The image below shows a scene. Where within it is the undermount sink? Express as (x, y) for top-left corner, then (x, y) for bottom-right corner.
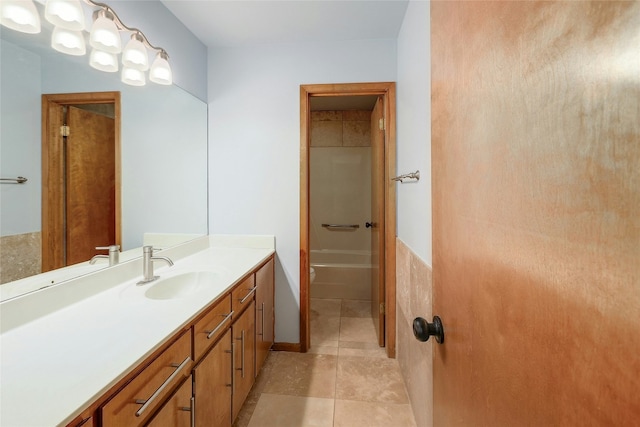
(145, 271), (220, 300)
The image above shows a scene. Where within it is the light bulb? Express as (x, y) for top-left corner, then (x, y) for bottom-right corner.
(89, 49), (118, 72)
(122, 33), (149, 71)
(121, 66), (146, 86)
(45, 0), (85, 31)
(51, 26), (86, 56)
(89, 10), (121, 54)
(0, 0), (41, 34)
(149, 51), (172, 85)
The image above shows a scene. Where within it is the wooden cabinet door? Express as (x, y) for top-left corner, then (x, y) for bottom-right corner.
(146, 376), (193, 427)
(255, 258), (274, 375)
(193, 329), (233, 427)
(231, 301), (255, 422)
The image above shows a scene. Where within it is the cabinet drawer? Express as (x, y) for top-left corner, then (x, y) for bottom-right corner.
(193, 294), (233, 361)
(231, 275), (256, 314)
(101, 330), (192, 427)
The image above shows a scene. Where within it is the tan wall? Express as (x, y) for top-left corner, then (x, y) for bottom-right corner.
(396, 238), (433, 427)
(0, 232), (41, 284)
(310, 111), (372, 252)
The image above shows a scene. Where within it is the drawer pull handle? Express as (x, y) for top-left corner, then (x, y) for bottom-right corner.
(135, 356), (191, 417)
(205, 311), (234, 339)
(239, 286), (257, 304)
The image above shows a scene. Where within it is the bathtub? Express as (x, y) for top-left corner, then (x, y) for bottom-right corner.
(309, 249), (373, 300)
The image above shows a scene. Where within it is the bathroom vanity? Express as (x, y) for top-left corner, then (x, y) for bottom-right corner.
(0, 235), (275, 427)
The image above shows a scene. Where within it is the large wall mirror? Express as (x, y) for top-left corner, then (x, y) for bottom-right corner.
(0, 13), (208, 288)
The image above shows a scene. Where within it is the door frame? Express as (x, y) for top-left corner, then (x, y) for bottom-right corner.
(299, 82), (397, 357)
(41, 91), (121, 271)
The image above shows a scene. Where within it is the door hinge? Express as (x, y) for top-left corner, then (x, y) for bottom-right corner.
(379, 302), (385, 315)
(60, 125), (70, 137)
(378, 118), (385, 131)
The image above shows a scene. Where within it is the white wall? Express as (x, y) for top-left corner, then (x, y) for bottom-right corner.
(208, 39), (397, 343)
(396, 0), (431, 265)
(395, 5), (433, 426)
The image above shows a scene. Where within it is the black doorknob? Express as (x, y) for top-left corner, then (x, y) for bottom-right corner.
(365, 222), (373, 228)
(413, 316), (445, 344)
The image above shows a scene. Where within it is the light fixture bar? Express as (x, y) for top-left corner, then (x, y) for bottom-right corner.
(82, 0), (171, 84)
(81, 0), (167, 56)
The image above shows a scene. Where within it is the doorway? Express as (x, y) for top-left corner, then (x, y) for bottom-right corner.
(41, 92), (121, 271)
(300, 83), (396, 357)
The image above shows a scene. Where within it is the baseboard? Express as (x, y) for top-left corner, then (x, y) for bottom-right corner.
(272, 342), (302, 352)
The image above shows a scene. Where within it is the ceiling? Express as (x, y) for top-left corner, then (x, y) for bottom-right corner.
(161, 0), (410, 48)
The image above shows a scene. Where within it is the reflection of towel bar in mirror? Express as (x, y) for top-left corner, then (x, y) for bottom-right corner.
(391, 170), (420, 183)
(1, 176), (28, 184)
(321, 224), (360, 230)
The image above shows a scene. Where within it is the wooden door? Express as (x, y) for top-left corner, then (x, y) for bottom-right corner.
(370, 96), (385, 346)
(42, 91), (120, 272)
(300, 83), (396, 355)
(231, 301), (255, 422)
(146, 376), (193, 427)
(66, 105), (116, 265)
(432, 1), (640, 425)
(194, 330), (232, 427)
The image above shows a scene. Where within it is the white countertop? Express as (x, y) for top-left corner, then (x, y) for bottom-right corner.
(0, 235), (275, 427)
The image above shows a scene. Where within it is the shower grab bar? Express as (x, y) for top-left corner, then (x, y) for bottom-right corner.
(1, 176), (28, 184)
(391, 170), (420, 183)
(322, 224), (360, 230)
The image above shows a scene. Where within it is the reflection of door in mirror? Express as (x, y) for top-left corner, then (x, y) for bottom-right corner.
(42, 92), (121, 272)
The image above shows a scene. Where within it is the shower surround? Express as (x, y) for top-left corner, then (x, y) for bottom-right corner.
(309, 110), (373, 300)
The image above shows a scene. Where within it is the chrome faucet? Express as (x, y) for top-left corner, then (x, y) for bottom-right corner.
(137, 245), (173, 285)
(90, 245), (120, 266)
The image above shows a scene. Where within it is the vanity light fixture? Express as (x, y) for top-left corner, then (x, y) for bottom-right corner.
(51, 25), (86, 55)
(149, 50), (172, 85)
(85, 1), (172, 85)
(44, 0), (85, 31)
(121, 66), (145, 86)
(89, 48), (117, 72)
(89, 9), (120, 53)
(122, 32), (148, 70)
(0, 0), (173, 86)
(0, 0), (41, 34)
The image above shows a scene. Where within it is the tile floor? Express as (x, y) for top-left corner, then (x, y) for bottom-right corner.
(234, 298), (417, 427)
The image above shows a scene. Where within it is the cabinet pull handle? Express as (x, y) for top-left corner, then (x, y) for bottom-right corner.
(191, 395), (195, 427)
(229, 342), (235, 395)
(177, 395), (195, 427)
(205, 311), (234, 339)
(236, 330), (246, 378)
(239, 286), (257, 304)
(257, 302), (265, 337)
(135, 356), (191, 417)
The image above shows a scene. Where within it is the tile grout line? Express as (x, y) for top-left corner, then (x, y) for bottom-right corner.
(332, 298), (344, 427)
